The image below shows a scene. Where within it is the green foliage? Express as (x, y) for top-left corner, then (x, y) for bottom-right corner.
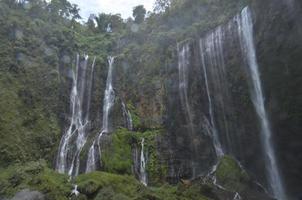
(0, 160), (71, 200)
(0, 163), (212, 200)
(133, 5), (146, 24)
(48, 0), (81, 20)
(0, 161), (220, 200)
(94, 187), (131, 200)
(0, 1), (254, 199)
(100, 128), (167, 186)
(0, 72), (61, 168)
(0, 0), (108, 168)
(95, 13), (125, 33)
(101, 129), (134, 174)
(154, 0), (172, 13)
(215, 156), (250, 192)
(142, 130), (168, 186)
(127, 102), (142, 130)
(76, 171), (142, 198)
(77, 171), (211, 200)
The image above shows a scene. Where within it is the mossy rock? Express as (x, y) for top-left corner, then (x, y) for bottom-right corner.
(76, 171), (212, 200)
(142, 130), (168, 186)
(0, 160), (71, 200)
(215, 156), (250, 192)
(127, 102), (143, 130)
(70, 194), (88, 200)
(77, 180), (100, 196)
(100, 128), (168, 186)
(101, 128), (134, 175)
(76, 171), (143, 199)
(94, 187), (131, 200)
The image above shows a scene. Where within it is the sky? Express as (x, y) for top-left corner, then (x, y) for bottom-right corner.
(68, 0), (156, 20)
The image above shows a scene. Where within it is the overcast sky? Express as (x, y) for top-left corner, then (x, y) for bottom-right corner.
(68, 0), (156, 20)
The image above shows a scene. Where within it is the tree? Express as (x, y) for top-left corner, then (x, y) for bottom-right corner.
(48, 0), (72, 18)
(95, 13), (124, 33)
(95, 13), (109, 32)
(154, 0), (171, 13)
(132, 5), (146, 24)
(69, 4), (81, 21)
(110, 14), (124, 31)
(86, 14), (96, 31)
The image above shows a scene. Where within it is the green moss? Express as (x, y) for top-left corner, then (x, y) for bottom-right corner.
(0, 162), (211, 200)
(132, 129), (167, 186)
(101, 128), (134, 174)
(102, 128), (168, 185)
(76, 179), (100, 196)
(77, 171), (211, 200)
(94, 187), (131, 200)
(102, 128), (168, 186)
(101, 128), (168, 184)
(0, 72), (61, 168)
(76, 171), (142, 198)
(149, 184), (209, 200)
(127, 102), (142, 130)
(0, 160), (71, 200)
(215, 156), (250, 192)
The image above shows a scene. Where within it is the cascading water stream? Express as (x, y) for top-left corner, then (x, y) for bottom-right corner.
(140, 138), (147, 186)
(177, 43), (194, 135)
(86, 56), (115, 173)
(56, 54), (95, 176)
(71, 185), (80, 197)
(199, 39), (224, 157)
(238, 7), (286, 200)
(122, 101), (133, 131)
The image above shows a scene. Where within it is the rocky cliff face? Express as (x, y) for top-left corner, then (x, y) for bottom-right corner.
(251, 0), (302, 198)
(51, 0), (302, 198)
(1, 0), (301, 199)
(157, 5), (266, 187)
(109, 0), (302, 198)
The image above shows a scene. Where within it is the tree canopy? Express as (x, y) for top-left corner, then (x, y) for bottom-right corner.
(133, 5), (146, 24)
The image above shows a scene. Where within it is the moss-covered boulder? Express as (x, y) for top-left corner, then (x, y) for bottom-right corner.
(76, 171), (212, 200)
(215, 156), (273, 200)
(0, 160), (272, 200)
(216, 155), (250, 192)
(0, 160), (72, 200)
(101, 129), (134, 175)
(76, 171), (144, 199)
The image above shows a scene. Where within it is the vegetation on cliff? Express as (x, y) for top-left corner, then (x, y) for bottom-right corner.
(2, 0), (301, 199)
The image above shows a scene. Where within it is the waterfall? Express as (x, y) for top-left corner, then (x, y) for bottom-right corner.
(56, 54), (95, 176)
(233, 192), (241, 200)
(177, 43), (194, 134)
(198, 22), (235, 157)
(86, 56), (115, 173)
(238, 7), (286, 200)
(101, 56), (115, 133)
(122, 101), (133, 130)
(140, 138), (147, 186)
(86, 143), (96, 173)
(71, 185), (79, 197)
(199, 39), (224, 157)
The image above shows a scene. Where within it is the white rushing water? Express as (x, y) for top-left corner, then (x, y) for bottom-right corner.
(177, 43), (195, 134)
(199, 39), (224, 157)
(233, 192), (241, 200)
(56, 54), (95, 176)
(86, 56), (115, 173)
(140, 138), (147, 186)
(238, 7), (286, 200)
(122, 101), (133, 131)
(71, 185), (79, 197)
